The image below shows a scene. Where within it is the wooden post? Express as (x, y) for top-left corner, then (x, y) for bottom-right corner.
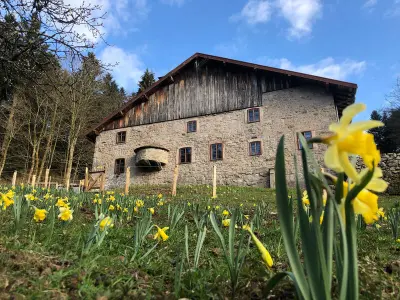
(55, 182), (58, 189)
(65, 177), (70, 191)
(12, 171), (17, 188)
(84, 167), (89, 191)
(44, 169), (49, 189)
(125, 167), (130, 195)
(100, 172), (105, 192)
(171, 165), (179, 196)
(212, 165), (217, 198)
(48, 176), (51, 189)
(269, 169), (275, 189)
(31, 175), (36, 188)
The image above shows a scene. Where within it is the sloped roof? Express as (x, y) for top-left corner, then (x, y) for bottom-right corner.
(87, 52), (357, 141)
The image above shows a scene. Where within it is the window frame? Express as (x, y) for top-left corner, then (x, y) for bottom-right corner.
(179, 147), (192, 164)
(249, 141), (262, 156)
(210, 143), (224, 161)
(116, 131), (126, 144)
(298, 131), (313, 150)
(247, 107), (260, 123)
(114, 158), (125, 175)
(187, 120), (197, 133)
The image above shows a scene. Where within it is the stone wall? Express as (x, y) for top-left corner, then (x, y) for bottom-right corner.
(93, 85), (337, 189)
(356, 153), (400, 195)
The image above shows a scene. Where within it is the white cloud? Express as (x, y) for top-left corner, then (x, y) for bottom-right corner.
(161, 0), (185, 6)
(258, 56), (366, 81)
(276, 0), (322, 39)
(385, 0), (400, 17)
(63, 0), (149, 43)
(99, 46), (144, 91)
(230, 1), (272, 24)
(363, 0), (377, 8)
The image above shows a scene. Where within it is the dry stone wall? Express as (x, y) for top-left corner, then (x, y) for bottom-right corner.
(93, 85), (337, 189)
(356, 153), (400, 195)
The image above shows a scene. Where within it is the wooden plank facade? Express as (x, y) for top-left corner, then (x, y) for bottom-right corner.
(88, 53), (357, 140)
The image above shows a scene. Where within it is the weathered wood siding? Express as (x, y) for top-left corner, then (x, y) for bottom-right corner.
(108, 62), (293, 129)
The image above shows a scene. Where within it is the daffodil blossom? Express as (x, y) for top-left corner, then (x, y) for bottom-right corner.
(322, 103), (383, 184)
(245, 227), (273, 268)
(154, 226), (169, 241)
(58, 207), (73, 221)
(34, 208), (48, 222)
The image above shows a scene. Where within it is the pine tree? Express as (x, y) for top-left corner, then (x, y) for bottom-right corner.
(137, 69), (156, 94)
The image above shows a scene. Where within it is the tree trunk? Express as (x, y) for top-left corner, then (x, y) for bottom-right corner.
(0, 96), (18, 177)
(64, 135), (78, 188)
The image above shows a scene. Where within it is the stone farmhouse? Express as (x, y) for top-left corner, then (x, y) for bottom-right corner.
(86, 53), (357, 189)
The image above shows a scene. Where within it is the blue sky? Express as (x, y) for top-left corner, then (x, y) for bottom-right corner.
(75, 0), (400, 120)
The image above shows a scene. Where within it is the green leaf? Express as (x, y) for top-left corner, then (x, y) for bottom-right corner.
(194, 226), (207, 268)
(265, 272), (301, 298)
(185, 225), (190, 265)
(275, 136), (310, 300)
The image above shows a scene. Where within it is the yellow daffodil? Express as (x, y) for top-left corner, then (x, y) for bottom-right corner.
(377, 207), (385, 218)
(154, 226), (169, 241)
(134, 206), (139, 213)
(44, 193), (51, 200)
(244, 215), (249, 220)
(302, 191), (310, 205)
(215, 205), (220, 210)
(187, 202), (191, 206)
(149, 207), (155, 215)
(135, 199), (144, 207)
(240, 203), (243, 207)
(157, 193), (163, 199)
(25, 194), (35, 201)
(56, 199), (68, 208)
(396, 239), (400, 243)
(108, 195), (115, 201)
(375, 224), (381, 229)
(222, 219), (230, 227)
(99, 216), (113, 231)
(322, 103), (383, 184)
(123, 208), (128, 213)
(157, 201), (164, 206)
(242, 224), (251, 230)
(109, 204), (115, 211)
(207, 205), (211, 210)
(58, 207), (73, 221)
(1, 190), (14, 209)
(117, 204), (121, 211)
(34, 208), (47, 222)
(245, 227), (273, 268)
(322, 189), (327, 206)
(222, 210), (229, 216)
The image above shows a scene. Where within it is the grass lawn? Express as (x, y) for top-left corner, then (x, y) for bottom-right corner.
(0, 185), (399, 299)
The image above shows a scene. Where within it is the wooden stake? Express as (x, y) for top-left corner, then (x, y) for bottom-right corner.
(125, 167), (130, 195)
(44, 169), (49, 189)
(55, 182), (58, 189)
(31, 175), (36, 188)
(212, 165), (217, 198)
(84, 167), (89, 191)
(269, 168), (275, 189)
(100, 172), (105, 192)
(12, 171), (17, 188)
(171, 165), (179, 196)
(65, 177), (70, 191)
(48, 176), (51, 189)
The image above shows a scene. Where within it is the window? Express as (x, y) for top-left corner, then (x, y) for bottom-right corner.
(248, 107), (260, 123)
(298, 131), (313, 150)
(116, 131), (126, 144)
(187, 120), (197, 133)
(179, 147), (192, 164)
(210, 143), (223, 161)
(114, 158), (125, 175)
(249, 141), (262, 156)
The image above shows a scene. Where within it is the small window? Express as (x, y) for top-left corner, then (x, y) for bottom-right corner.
(298, 131), (313, 150)
(116, 131), (126, 144)
(114, 158), (125, 175)
(210, 143), (223, 161)
(248, 108), (260, 123)
(179, 147), (192, 164)
(187, 120), (197, 133)
(249, 141), (262, 156)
